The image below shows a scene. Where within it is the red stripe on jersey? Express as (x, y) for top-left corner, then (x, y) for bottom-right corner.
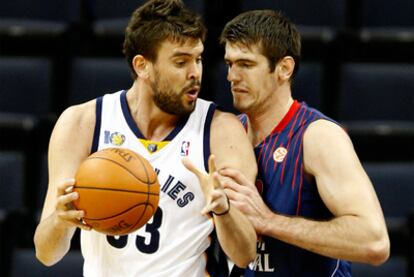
(287, 108), (307, 188)
(295, 112), (319, 213)
(265, 134), (280, 173)
(270, 100), (301, 135)
(280, 105), (305, 184)
(296, 149), (304, 215)
(257, 135), (269, 165)
(272, 102), (301, 181)
(260, 101), (301, 171)
(264, 104), (300, 172)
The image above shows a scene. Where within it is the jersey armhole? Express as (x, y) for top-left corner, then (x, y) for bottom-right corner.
(90, 96), (103, 154)
(203, 103), (217, 171)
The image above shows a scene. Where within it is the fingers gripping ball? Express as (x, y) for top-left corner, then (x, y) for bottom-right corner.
(74, 148), (160, 235)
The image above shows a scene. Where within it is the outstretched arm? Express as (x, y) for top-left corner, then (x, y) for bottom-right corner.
(222, 120), (390, 265)
(34, 102), (94, 266)
(183, 110), (257, 267)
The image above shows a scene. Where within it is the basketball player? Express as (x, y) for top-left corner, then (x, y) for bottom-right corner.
(33, 1), (257, 276)
(218, 10), (390, 276)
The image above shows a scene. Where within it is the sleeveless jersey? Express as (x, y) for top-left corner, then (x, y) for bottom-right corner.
(240, 101), (352, 277)
(81, 90), (216, 277)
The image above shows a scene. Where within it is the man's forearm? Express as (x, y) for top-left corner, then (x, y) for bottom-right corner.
(263, 213), (389, 265)
(34, 214), (75, 266)
(215, 206), (257, 267)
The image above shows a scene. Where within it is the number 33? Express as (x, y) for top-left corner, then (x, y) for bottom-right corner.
(107, 208), (163, 254)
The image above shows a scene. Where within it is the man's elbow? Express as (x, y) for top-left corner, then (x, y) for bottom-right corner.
(35, 250), (59, 267)
(364, 234), (390, 266)
(34, 238), (66, 267)
(233, 241), (257, 268)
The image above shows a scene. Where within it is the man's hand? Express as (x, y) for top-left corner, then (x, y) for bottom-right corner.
(220, 168), (272, 234)
(53, 178), (91, 231)
(182, 155), (230, 215)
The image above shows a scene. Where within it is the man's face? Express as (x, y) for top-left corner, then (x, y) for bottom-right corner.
(224, 42), (278, 114)
(149, 38), (203, 116)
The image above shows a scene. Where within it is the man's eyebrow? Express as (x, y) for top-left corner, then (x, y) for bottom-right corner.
(225, 58), (256, 63)
(171, 52), (192, 57)
(171, 51), (203, 58)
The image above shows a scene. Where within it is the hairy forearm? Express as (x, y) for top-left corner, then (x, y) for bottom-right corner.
(34, 214), (75, 266)
(215, 207), (257, 267)
(263, 213), (389, 265)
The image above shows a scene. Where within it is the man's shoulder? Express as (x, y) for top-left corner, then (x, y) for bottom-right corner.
(211, 109), (240, 124)
(58, 99), (96, 129)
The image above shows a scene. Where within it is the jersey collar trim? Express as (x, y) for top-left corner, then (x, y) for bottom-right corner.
(120, 90), (189, 141)
(271, 100), (301, 135)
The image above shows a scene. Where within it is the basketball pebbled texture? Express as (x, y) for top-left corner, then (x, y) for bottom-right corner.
(73, 147), (160, 236)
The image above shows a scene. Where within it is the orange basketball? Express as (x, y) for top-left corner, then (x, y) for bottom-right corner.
(73, 147), (160, 236)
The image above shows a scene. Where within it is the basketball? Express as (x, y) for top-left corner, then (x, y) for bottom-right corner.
(73, 147), (160, 236)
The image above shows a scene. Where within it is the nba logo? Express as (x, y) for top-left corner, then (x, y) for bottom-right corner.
(180, 141), (190, 156)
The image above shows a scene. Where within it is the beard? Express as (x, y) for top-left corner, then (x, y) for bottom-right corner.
(150, 71), (200, 117)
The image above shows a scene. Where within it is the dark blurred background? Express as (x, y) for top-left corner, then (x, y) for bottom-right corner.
(0, 0), (413, 276)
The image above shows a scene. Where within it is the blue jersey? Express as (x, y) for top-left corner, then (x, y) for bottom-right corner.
(240, 101), (351, 277)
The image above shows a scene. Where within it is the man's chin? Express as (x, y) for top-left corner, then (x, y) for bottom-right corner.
(183, 100), (197, 113)
(169, 103), (196, 117)
(233, 100), (247, 113)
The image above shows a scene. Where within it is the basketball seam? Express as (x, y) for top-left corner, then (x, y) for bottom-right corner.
(124, 206), (154, 234)
(84, 150), (159, 235)
(132, 152), (152, 232)
(84, 203), (156, 221)
(134, 153), (152, 184)
(74, 186), (159, 196)
(86, 156), (157, 185)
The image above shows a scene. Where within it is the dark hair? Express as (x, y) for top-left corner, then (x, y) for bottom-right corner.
(220, 10), (301, 77)
(123, 0), (206, 79)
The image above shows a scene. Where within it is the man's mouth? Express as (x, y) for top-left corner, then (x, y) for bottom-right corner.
(232, 86), (248, 93)
(184, 86), (200, 100)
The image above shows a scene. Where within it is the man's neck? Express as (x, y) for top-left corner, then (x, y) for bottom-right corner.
(126, 82), (181, 141)
(247, 96), (294, 146)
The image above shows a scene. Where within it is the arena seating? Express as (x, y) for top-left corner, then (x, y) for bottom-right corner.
(0, 0), (412, 276)
(241, 0), (346, 43)
(0, 0), (81, 37)
(10, 248), (83, 277)
(68, 57), (131, 105)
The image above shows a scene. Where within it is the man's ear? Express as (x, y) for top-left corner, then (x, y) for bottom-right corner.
(132, 55), (149, 79)
(276, 56), (295, 82)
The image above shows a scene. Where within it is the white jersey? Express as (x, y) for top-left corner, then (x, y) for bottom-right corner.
(81, 90), (216, 277)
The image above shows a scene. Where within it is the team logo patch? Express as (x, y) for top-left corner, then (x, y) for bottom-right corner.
(104, 131), (126, 146)
(147, 143), (158, 153)
(273, 147), (288, 162)
(180, 141), (190, 156)
(110, 132), (126, 146)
